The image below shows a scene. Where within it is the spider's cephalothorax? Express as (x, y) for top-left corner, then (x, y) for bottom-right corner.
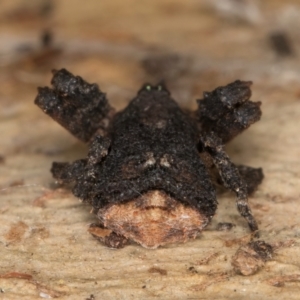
(35, 69), (263, 248)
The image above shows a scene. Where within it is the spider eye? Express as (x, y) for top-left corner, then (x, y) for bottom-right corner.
(145, 85), (152, 91)
(157, 85), (162, 91)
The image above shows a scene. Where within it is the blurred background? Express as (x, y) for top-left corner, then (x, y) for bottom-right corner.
(1, 1), (300, 299)
(1, 0), (300, 108)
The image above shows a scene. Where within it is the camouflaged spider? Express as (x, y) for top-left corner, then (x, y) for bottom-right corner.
(35, 69), (263, 249)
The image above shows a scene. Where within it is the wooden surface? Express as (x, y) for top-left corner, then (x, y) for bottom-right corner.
(1, 1), (300, 299)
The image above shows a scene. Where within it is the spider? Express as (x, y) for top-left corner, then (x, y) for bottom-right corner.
(35, 69), (263, 248)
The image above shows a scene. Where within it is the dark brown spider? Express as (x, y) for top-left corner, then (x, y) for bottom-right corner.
(35, 69), (263, 248)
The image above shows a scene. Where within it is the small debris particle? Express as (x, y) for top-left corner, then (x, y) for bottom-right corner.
(86, 295), (95, 300)
(148, 267), (167, 276)
(269, 31), (294, 57)
(216, 222), (235, 231)
(231, 240), (273, 276)
(142, 285), (146, 289)
(0, 155), (5, 164)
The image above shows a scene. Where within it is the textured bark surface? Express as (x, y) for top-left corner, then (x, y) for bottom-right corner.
(1, 0), (300, 299)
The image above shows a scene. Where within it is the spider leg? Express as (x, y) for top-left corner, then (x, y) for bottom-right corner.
(51, 159), (87, 185)
(199, 133), (259, 234)
(237, 165), (264, 195)
(88, 223), (129, 249)
(35, 69), (114, 142)
(197, 80), (262, 143)
(201, 159), (264, 196)
(51, 135), (110, 203)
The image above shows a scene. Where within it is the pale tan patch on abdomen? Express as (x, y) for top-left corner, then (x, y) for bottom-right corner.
(97, 190), (209, 249)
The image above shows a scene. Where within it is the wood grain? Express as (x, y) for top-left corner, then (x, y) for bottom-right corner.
(1, 1), (300, 299)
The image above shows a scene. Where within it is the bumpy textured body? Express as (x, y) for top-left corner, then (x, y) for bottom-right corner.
(35, 69), (263, 248)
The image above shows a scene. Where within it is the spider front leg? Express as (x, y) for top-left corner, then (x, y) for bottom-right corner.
(197, 80), (262, 143)
(35, 69), (114, 142)
(199, 133), (259, 234)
